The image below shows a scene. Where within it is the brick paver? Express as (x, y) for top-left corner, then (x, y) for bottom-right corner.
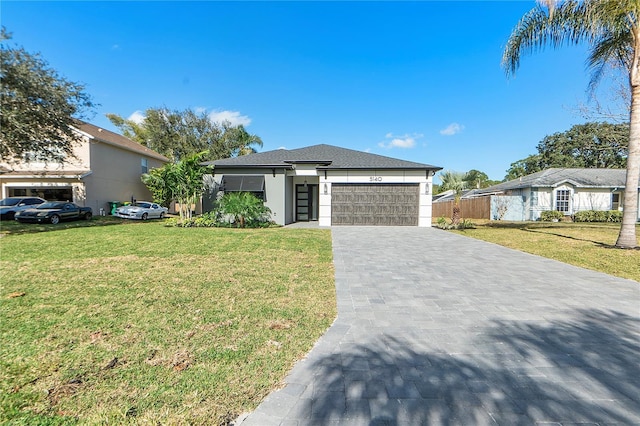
(241, 227), (640, 425)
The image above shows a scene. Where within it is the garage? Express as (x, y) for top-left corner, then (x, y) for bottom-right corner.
(331, 184), (419, 226)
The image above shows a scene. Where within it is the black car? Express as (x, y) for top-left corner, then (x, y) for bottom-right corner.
(15, 202), (93, 224)
(0, 197), (46, 220)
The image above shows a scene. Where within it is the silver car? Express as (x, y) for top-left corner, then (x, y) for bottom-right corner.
(0, 197), (46, 220)
(114, 201), (168, 220)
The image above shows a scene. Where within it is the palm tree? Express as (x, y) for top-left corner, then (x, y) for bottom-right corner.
(439, 170), (467, 225)
(503, 0), (639, 248)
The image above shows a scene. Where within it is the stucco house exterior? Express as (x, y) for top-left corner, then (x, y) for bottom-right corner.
(203, 144), (442, 226)
(470, 168), (640, 221)
(0, 121), (169, 213)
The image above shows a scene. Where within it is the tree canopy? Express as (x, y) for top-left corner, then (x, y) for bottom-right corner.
(0, 28), (94, 165)
(505, 122), (629, 180)
(503, 0), (640, 248)
(107, 107), (262, 162)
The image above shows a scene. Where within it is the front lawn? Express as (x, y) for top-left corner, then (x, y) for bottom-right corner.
(1, 220), (336, 424)
(452, 221), (640, 282)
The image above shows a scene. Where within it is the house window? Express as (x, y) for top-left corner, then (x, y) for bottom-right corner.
(612, 193), (621, 210)
(555, 189), (571, 213)
(221, 175), (266, 201)
(141, 158), (148, 174)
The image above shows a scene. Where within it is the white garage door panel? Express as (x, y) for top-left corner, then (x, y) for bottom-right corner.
(331, 184), (419, 226)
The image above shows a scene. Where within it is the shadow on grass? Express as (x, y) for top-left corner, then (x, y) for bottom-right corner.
(286, 310), (639, 424)
(481, 221), (639, 249)
(0, 216), (133, 236)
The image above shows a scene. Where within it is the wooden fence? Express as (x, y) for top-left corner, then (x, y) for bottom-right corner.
(432, 197), (492, 220)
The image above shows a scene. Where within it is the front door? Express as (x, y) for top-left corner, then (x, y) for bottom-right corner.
(296, 184), (318, 222)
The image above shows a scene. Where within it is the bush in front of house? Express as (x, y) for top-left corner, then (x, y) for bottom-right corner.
(573, 210), (623, 223)
(166, 193), (275, 228)
(540, 210), (565, 221)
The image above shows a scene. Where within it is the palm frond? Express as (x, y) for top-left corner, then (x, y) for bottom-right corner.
(503, 0), (591, 77)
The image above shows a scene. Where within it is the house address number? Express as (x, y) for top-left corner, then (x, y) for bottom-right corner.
(369, 176), (382, 182)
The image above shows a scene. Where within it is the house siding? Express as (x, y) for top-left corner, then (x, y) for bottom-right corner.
(0, 127), (167, 211)
(84, 141), (163, 212)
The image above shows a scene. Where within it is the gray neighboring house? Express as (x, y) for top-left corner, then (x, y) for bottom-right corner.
(203, 144), (442, 226)
(473, 168), (640, 221)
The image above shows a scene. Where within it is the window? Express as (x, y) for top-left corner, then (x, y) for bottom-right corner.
(221, 175), (266, 200)
(555, 189), (571, 213)
(141, 158), (148, 174)
(612, 193), (621, 210)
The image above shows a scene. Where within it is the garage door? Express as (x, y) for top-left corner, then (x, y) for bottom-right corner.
(331, 184), (419, 226)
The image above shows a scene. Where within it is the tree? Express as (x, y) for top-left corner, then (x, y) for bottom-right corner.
(438, 170), (467, 194)
(503, 0), (640, 248)
(463, 169), (491, 189)
(505, 122), (629, 179)
(505, 154), (544, 180)
(141, 152), (212, 220)
(438, 170), (467, 225)
(1, 28), (94, 165)
(107, 107), (262, 162)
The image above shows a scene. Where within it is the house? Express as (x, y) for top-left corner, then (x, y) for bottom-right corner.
(203, 144), (442, 226)
(467, 168), (640, 221)
(0, 121), (169, 213)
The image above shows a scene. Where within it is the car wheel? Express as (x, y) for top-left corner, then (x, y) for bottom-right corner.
(84, 212), (93, 220)
(50, 214), (60, 225)
(141, 213), (148, 220)
(159, 212), (165, 219)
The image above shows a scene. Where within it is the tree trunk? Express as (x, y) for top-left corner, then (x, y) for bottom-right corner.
(616, 39), (640, 248)
(452, 203), (461, 226)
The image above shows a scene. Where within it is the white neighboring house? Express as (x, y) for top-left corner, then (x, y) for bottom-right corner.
(0, 121), (169, 213)
(203, 144), (442, 227)
(469, 168), (640, 221)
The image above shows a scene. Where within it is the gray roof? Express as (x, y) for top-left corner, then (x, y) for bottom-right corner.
(480, 168), (635, 194)
(206, 144), (441, 170)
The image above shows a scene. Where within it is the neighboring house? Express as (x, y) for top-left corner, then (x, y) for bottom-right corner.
(203, 144), (442, 227)
(469, 168), (640, 221)
(0, 121), (169, 213)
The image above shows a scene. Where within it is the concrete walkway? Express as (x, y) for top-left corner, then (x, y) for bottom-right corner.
(241, 227), (640, 425)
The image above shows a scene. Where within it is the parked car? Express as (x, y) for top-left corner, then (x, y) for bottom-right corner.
(0, 197), (46, 220)
(15, 202), (92, 224)
(114, 201), (168, 220)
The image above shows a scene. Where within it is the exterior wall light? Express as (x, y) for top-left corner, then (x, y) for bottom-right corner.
(324, 183), (328, 195)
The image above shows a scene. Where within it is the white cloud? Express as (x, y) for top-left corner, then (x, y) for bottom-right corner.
(208, 110), (252, 127)
(440, 123), (464, 136)
(128, 110), (145, 124)
(194, 106), (207, 115)
(378, 132), (422, 149)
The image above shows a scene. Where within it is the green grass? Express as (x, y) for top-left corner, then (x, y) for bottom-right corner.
(1, 219), (336, 424)
(452, 221), (640, 282)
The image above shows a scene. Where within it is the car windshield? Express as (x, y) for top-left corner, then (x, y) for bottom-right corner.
(0, 198), (21, 206)
(37, 202), (66, 209)
(134, 202), (151, 208)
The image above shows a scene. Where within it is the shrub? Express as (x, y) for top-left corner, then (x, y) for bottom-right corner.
(540, 210), (565, 221)
(219, 192), (272, 228)
(435, 217), (475, 230)
(574, 210), (623, 223)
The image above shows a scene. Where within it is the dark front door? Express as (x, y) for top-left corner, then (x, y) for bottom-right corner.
(296, 184), (318, 222)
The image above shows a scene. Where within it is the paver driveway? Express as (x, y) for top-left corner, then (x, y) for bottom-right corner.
(241, 227), (640, 425)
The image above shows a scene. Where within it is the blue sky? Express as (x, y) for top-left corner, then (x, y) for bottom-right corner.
(2, 1), (620, 181)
